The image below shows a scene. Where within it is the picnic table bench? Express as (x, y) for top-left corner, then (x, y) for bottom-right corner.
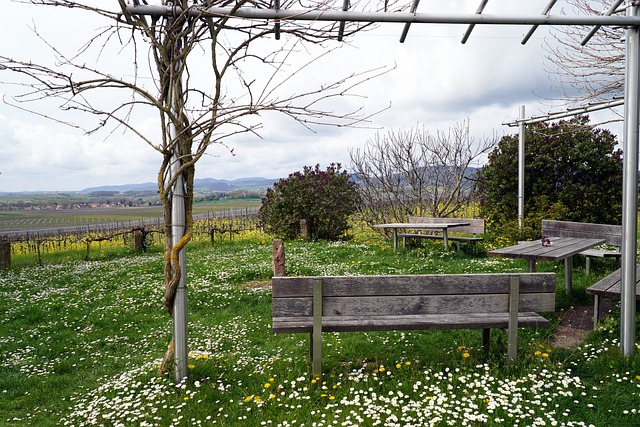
(586, 265), (640, 329)
(272, 272), (556, 376)
(397, 217), (485, 250)
(541, 220), (622, 275)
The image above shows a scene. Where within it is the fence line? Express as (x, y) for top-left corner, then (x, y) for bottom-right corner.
(1, 207), (261, 257)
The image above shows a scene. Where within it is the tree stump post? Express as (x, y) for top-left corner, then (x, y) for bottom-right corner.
(272, 239), (285, 277)
(132, 230), (144, 253)
(0, 241), (11, 270)
(300, 219), (309, 240)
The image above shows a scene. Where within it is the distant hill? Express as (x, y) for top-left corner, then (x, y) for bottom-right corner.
(81, 177), (278, 194)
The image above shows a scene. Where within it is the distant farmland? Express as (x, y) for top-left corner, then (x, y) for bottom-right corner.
(0, 198), (261, 233)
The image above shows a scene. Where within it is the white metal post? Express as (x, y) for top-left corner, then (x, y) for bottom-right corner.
(171, 152), (189, 382)
(518, 105), (525, 230)
(621, 0), (639, 356)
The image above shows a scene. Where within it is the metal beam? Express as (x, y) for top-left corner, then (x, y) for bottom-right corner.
(399, 0), (421, 43)
(521, 0), (558, 45)
(581, 0), (625, 46)
(461, 0), (489, 44)
(503, 98), (624, 127)
(337, 0), (351, 42)
(126, 5), (640, 27)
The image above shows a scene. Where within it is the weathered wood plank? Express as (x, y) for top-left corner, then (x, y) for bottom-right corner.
(271, 273), (556, 297)
(272, 312), (550, 333)
(542, 220), (622, 247)
(272, 293), (555, 317)
(408, 217), (485, 235)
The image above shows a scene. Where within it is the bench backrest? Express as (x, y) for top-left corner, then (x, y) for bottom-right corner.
(408, 217), (485, 235)
(541, 220), (622, 247)
(272, 273), (556, 319)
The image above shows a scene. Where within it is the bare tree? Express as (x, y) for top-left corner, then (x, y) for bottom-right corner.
(350, 119), (495, 228)
(544, 0), (625, 105)
(0, 0), (406, 378)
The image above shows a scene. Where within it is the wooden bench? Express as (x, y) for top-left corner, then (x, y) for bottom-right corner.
(399, 217), (485, 249)
(586, 265), (640, 329)
(541, 220), (622, 275)
(272, 272), (556, 376)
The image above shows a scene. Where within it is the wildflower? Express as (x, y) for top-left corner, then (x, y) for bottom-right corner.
(462, 352), (470, 358)
(188, 364), (195, 369)
(396, 363), (402, 369)
(244, 396), (253, 402)
(264, 383), (271, 389)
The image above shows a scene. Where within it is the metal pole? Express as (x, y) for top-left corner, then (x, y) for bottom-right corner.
(171, 152), (189, 381)
(518, 105), (525, 230)
(620, 0), (639, 356)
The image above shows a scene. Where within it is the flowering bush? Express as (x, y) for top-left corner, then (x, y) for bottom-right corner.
(259, 163), (360, 240)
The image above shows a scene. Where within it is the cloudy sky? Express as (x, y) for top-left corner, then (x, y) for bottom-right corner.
(0, 0), (625, 192)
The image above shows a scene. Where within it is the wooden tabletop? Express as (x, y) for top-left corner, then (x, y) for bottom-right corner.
(487, 237), (606, 262)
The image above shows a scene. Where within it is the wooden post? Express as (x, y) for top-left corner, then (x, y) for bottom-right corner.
(300, 219), (309, 240)
(132, 230), (144, 253)
(272, 239), (285, 277)
(0, 241), (10, 270)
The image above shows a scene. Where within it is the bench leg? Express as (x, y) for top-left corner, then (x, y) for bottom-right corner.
(564, 256), (573, 296)
(508, 276), (520, 362)
(312, 279), (323, 378)
(586, 256), (591, 276)
(482, 328), (490, 351)
(593, 295), (600, 331)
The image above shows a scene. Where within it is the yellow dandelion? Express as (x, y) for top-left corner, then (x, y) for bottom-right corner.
(184, 397), (189, 401)
(379, 366), (386, 372)
(542, 353), (549, 358)
(405, 361), (411, 366)
(462, 352), (470, 358)
(264, 383), (271, 389)
(396, 363), (402, 369)
(188, 364), (195, 369)
(458, 345), (466, 351)
(535, 350), (542, 356)
(244, 395), (253, 402)
(329, 396), (336, 400)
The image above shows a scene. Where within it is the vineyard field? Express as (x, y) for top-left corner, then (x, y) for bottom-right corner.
(0, 198), (261, 233)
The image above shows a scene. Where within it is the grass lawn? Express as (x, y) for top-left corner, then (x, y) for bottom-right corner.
(1, 233), (639, 426)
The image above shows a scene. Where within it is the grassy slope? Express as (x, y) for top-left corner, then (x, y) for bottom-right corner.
(1, 236), (639, 426)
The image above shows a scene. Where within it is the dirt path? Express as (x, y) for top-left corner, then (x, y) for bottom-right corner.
(551, 299), (617, 348)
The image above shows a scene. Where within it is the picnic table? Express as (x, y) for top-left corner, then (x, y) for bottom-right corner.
(487, 237), (605, 295)
(373, 221), (471, 251)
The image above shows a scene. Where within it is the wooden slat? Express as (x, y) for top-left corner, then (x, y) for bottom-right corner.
(408, 217), (484, 235)
(272, 273), (556, 297)
(542, 220), (622, 247)
(587, 265), (640, 299)
(273, 312), (550, 333)
(272, 293), (555, 318)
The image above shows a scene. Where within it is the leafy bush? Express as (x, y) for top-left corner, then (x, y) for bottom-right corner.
(259, 163), (360, 240)
(475, 115), (622, 236)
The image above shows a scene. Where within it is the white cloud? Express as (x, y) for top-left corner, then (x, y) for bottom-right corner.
(0, 1), (625, 192)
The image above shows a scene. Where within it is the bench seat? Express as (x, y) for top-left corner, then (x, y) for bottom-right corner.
(587, 265), (640, 329)
(273, 312), (550, 333)
(399, 217), (485, 249)
(398, 233), (484, 244)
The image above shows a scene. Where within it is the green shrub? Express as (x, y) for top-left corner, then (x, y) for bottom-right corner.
(259, 163), (360, 240)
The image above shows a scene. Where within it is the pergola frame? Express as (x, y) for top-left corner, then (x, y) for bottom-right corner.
(125, 1), (640, 377)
